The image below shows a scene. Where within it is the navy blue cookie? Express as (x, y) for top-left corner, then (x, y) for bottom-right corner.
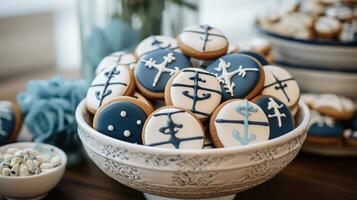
(0, 101), (20, 145)
(206, 53), (263, 101)
(93, 97), (151, 144)
(308, 111), (344, 137)
(254, 96), (294, 139)
(135, 49), (191, 98)
(239, 51), (270, 66)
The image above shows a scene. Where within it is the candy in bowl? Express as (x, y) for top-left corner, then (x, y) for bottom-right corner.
(75, 99), (310, 200)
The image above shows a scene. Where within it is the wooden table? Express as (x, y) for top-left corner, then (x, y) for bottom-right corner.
(1, 69), (356, 200)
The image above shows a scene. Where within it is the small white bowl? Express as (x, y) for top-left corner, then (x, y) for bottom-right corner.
(76, 99), (310, 200)
(258, 28), (357, 69)
(0, 142), (67, 200)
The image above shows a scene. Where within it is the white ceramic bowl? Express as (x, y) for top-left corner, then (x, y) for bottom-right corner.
(275, 61), (357, 98)
(76, 99), (310, 200)
(0, 142), (67, 200)
(258, 28), (357, 69)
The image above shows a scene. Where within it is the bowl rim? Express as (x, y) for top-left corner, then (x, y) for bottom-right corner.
(76, 99), (310, 155)
(256, 26), (357, 47)
(274, 60), (357, 74)
(0, 142), (67, 180)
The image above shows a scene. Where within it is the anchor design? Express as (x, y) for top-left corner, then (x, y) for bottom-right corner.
(232, 100), (258, 145)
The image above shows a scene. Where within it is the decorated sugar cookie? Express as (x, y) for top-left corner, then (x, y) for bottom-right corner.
(86, 65), (135, 113)
(0, 101), (21, 145)
(253, 96), (294, 139)
(343, 129), (357, 146)
(309, 94), (355, 120)
(135, 49), (191, 99)
(93, 97), (152, 144)
(95, 51), (137, 75)
(314, 16), (341, 39)
(206, 53), (264, 101)
(177, 24), (228, 59)
(326, 6), (354, 21)
(165, 68), (222, 120)
(142, 107), (204, 149)
(210, 99), (270, 147)
(306, 110), (344, 145)
(132, 92), (154, 113)
(135, 35), (179, 58)
(239, 51), (270, 66)
(261, 65), (300, 109)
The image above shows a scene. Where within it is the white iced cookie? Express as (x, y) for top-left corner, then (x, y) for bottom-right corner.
(95, 51), (137, 75)
(142, 107), (204, 149)
(310, 94), (355, 120)
(314, 17), (341, 38)
(135, 35), (179, 58)
(326, 6), (354, 21)
(177, 24), (228, 59)
(165, 68), (222, 120)
(86, 65), (135, 113)
(261, 65), (300, 109)
(210, 99), (270, 148)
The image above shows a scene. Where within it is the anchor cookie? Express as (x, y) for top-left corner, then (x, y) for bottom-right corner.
(87, 65), (135, 113)
(306, 110), (344, 145)
(261, 65), (300, 110)
(206, 53), (265, 101)
(177, 24), (228, 59)
(253, 95), (294, 139)
(135, 49), (191, 99)
(210, 99), (270, 148)
(0, 101), (22, 145)
(165, 68), (222, 120)
(142, 106), (204, 149)
(93, 97), (153, 144)
(95, 51), (137, 75)
(308, 94), (355, 120)
(135, 35), (179, 58)
(239, 51), (270, 66)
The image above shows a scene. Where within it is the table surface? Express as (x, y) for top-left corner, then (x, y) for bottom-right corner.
(0, 69), (356, 200)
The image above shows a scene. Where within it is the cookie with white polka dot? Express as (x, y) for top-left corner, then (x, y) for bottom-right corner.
(0, 101), (22, 145)
(95, 51), (137, 75)
(86, 65), (136, 114)
(142, 106), (205, 149)
(135, 35), (179, 58)
(93, 97), (153, 144)
(261, 65), (300, 110)
(177, 24), (228, 60)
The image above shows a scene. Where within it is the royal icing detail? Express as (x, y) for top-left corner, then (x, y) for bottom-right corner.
(0, 101), (15, 145)
(169, 68), (222, 119)
(261, 65), (300, 108)
(213, 99), (270, 147)
(95, 51), (137, 75)
(255, 96), (294, 139)
(206, 54), (262, 101)
(135, 50), (191, 93)
(239, 51), (270, 66)
(308, 110), (344, 137)
(135, 35), (179, 58)
(94, 101), (148, 144)
(179, 25), (228, 52)
(143, 107), (204, 149)
(87, 65), (131, 112)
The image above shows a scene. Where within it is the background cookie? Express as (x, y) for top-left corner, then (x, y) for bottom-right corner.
(306, 110), (344, 145)
(206, 53), (265, 101)
(142, 106), (204, 149)
(309, 94), (355, 120)
(253, 95), (294, 139)
(135, 35), (179, 58)
(93, 97), (152, 144)
(210, 99), (270, 148)
(0, 101), (22, 145)
(177, 24), (228, 59)
(135, 49), (191, 99)
(95, 51), (137, 75)
(165, 68), (222, 120)
(261, 65), (300, 110)
(87, 65), (135, 113)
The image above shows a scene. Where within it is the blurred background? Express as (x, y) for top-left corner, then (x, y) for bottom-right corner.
(0, 0), (274, 81)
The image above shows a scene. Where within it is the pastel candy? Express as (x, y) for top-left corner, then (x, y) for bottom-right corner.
(254, 96), (294, 139)
(206, 53), (264, 101)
